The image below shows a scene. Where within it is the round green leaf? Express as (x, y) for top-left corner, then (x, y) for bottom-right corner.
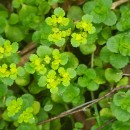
(100, 46), (112, 63)
(0, 84), (7, 98)
(80, 43), (96, 55)
(38, 76), (47, 87)
(44, 101), (53, 112)
(5, 25), (25, 42)
(85, 68), (96, 80)
(16, 124), (37, 130)
(87, 81), (99, 91)
(63, 85), (80, 102)
(83, 1), (96, 14)
(103, 11), (117, 26)
(37, 45), (52, 57)
(113, 91), (125, 106)
(110, 53), (129, 69)
(67, 6), (83, 20)
(76, 64), (87, 75)
(54, 7), (65, 17)
(105, 68), (122, 83)
(9, 13), (19, 25)
(78, 76), (89, 87)
(111, 103), (130, 122)
(32, 101), (40, 115)
(67, 68), (76, 78)
(107, 36), (119, 53)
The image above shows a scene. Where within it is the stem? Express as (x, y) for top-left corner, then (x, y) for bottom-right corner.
(90, 92), (101, 126)
(90, 53), (101, 127)
(64, 104), (75, 126)
(18, 86), (28, 93)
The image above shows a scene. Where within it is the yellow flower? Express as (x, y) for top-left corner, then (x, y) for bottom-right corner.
(44, 55), (51, 64)
(7, 98), (23, 117)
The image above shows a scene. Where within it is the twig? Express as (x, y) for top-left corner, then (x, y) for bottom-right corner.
(111, 0), (129, 9)
(37, 85), (130, 125)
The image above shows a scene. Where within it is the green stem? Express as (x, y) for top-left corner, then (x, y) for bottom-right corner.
(90, 92), (101, 126)
(64, 104), (75, 126)
(90, 53), (101, 127)
(18, 86), (28, 93)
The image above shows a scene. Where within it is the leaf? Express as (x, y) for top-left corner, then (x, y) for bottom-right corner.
(2, 77), (14, 86)
(55, 39), (65, 47)
(37, 45), (52, 57)
(112, 121), (130, 130)
(75, 122), (83, 129)
(60, 53), (68, 65)
(78, 76), (89, 87)
(29, 81), (45, 94)
(80, 43), (96, 55)
(103, 11), (117, 26)
(94, 68), (106, 84)
(113, 91), (125, 107)
(107, 35), (119, 53)
(117, 77), (129, 87)
(22, 94), (34, 107)
(9, 13), (19, 25)
(38, 76), (47, 87)
(44, 100), (53, 112)
(17, 67), (26, 77)
(19, 5), (37, 20)
(16, 124), (37, 130)
(24, 62), (35, 74)
(111, 103), (130, 122)
(0, 17), (7, 34)
(82, 14), (93, 23)
(100, 108), (112, 118)
(105, 68), (122, 83)
(85, 68), (96, 80)
(37, 108), (48, 122)
(32, 101), (40, 115)
(38, 1), (50, 15)
(50, 119), (61, 130)
(5, 24), (25, 42)
(54, 7), (65, 17)
(87, 81), (99, 91)
(83, 1), (96, 14)
(100, 46), (112, 63)
(64, 52), (79, 69)
(116, 6), (130, 31)
(110, 53), (129, 69)
(0, 84), (7, 98)
(76, 64), (87, 75)
(67, 6), (83, 20)
(67, 68), (76, 78)
(12, 0), (22, 8)
(12, 42), (19, 52)
(98, 91), (109, 108)
(63, 85), (80, 102)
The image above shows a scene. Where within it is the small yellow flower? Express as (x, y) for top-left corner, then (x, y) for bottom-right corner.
(44, 55), (51, 64)
(7, 98), (23, 117)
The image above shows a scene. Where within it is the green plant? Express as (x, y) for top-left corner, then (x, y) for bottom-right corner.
(0, 0), (130, 130)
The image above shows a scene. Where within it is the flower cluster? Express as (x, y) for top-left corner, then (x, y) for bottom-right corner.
(7, 98), (23, 117)
(29, 54), (47, 75)
(45, 7), (71, 46)
(0, 63), (18, 80)
(0, 38), (18, 59)
(25, 47), (76, 93)
(18, 107), (35, 124)
(71, 14), (96, 47)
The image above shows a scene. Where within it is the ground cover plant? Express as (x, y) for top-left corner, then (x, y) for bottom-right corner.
(0, 0), (130, 130)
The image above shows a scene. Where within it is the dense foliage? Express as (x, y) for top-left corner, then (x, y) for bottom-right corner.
(0, 0), (130, 130)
